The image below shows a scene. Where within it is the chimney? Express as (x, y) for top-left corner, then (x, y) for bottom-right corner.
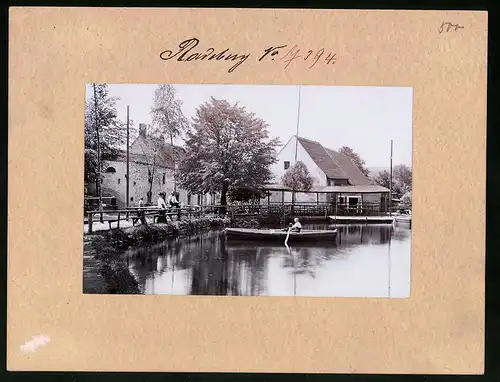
(139, 123), (147, 138)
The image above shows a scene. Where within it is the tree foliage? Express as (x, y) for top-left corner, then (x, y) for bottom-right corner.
(150, 84), (189, 143)
(393, 164), (412, 194)
(84, 84), (127, 185)
(228, 187), (266, 203)
(372, 164), (412, 199)
(338, 146), (370, 177)
(400, 191), (412, 208)
(281, 161), (314, 192)
(177, 97), (280, 207)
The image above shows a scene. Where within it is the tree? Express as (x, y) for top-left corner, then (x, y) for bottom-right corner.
(400, 191), (412, 208)
(134, 125), (165, 204)
(373, 170), (391, 189)
(150, 85), (189, 191)
(393, 164), (412, 195)
(338, 146), (370, 177)
(372, 165), (412, 198)
(177, 97), (280, 213)
(84, 84), (127, 192)
(281, 161), (314, 214)
(228, 187), (265, 204)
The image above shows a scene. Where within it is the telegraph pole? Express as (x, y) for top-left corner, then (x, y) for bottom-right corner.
(389, 140), (393, 217)
(93, 83), (103, 223)
(294, 85), (301, 162)
(126, 105), (130, 219)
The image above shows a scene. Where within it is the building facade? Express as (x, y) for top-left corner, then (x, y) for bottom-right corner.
(100, 123), (213, 208)
(269, 135), (390, 209)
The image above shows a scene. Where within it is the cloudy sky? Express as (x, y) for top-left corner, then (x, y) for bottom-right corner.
(86, 84), (413, 167)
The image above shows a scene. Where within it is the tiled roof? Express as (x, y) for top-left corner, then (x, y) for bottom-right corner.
(297, 137), (346, 179)
(297, 136), (371, 186)
(324, 148), (371, 186)
(125, 135), (185, 168)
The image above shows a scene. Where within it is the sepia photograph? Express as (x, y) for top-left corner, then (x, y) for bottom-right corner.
(83, 84), (413, 297)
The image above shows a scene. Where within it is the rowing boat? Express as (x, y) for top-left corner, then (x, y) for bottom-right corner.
(225, 228), (338, 242)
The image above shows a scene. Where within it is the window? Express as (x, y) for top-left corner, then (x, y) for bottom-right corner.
(133, 181), (137, 186)
(187, 194), (192, 205)
(105, 167), (116, 173)
(162, 173), (166, 184)
(118, 178), (121, 184)
(284, 161), (290, 170)
(130, 197), (134, 202)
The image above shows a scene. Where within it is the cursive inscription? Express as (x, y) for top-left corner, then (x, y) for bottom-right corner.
(438, 22), (464, 33)
(160, 38), (250, 73)
(259, 44), (336, 69)
(159, 38), (338, 73)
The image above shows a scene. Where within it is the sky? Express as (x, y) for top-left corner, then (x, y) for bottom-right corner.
(86, 84), (413, 167)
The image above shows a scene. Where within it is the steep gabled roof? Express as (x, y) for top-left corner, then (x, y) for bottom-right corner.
(324, 148), (371, 186)
(297, 137), (346, 179)
(129, 134), (185, 168)
(296, 136), (371, 186)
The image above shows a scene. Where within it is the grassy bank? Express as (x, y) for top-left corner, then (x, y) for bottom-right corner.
(85, 216), (229, 253)
(83, 216), (230, 294)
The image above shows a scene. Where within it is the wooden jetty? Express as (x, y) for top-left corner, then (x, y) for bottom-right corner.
(329, 215), (394, 224)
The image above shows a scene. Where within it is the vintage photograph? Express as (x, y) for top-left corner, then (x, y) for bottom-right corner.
(83, 84), (413, 297)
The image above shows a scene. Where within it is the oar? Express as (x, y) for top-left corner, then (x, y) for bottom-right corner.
(285, 227), (291, 246)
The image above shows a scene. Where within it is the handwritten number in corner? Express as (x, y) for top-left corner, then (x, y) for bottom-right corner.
(438, 22), (464, 34)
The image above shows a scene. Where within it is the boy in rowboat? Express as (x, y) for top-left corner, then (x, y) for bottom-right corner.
(290, 218), (302, 233)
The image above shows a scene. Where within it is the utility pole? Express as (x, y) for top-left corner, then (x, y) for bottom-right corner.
(126, 105), (130, 219)
(389, 140), (393, 217)
(93, 83), (103, 223)
(294, 85), (301, 162)
(292, 85), (302, 216)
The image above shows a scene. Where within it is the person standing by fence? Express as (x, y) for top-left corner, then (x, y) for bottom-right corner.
(167, 191), (181, 220)
(157, 192), (168, 223)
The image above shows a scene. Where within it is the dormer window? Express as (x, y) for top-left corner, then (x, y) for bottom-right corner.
(284, 161), (290, 170)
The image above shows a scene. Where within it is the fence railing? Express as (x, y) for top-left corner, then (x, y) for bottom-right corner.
(229, 202), (391, 217)
(85, 205), (212, 233)
(85, 202), (396, 233)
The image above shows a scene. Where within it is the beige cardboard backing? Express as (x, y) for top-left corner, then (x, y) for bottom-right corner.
(8, 7), (487, 373)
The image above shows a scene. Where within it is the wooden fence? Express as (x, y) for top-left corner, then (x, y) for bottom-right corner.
(85, 206), (209, 233)
(85, 202), (395, 233)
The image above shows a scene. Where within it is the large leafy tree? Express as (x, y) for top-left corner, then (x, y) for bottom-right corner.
(373, 164), (412, 199)
(338, 146), (370, 177)
(281, 161), (314, 214)
(177, 97), (280, 212)
(393, 164), (412, 194)
(84, 84), (127, 192)
(150, 84), (189, 190)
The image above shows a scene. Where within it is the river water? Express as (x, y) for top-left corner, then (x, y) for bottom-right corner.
(121, 223), (411, 298)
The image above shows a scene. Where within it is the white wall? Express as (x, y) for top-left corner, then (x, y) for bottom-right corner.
(101, 160), (193, 207)
(270, 136), (328, 203)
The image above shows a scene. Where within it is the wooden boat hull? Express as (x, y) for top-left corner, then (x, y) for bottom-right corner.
(225, 228), (338, 242)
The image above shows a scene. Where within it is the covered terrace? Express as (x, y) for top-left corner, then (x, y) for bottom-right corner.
(260, 183), (392, 216)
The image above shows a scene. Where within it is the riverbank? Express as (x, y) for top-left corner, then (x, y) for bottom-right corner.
(83, 216), (230, 294)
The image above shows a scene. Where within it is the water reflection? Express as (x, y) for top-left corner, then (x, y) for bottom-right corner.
(125, 224), (411, 298)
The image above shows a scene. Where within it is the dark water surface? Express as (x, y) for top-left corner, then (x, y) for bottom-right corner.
(122, 224), (411, 298)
